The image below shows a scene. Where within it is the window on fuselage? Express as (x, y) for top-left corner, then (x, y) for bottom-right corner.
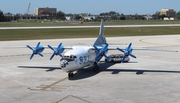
(61, 55), (77, 62)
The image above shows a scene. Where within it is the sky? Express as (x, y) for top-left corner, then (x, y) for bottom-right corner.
(1, 0), (179, 15)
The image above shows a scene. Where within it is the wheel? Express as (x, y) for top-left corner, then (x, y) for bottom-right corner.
(68, 73), (71, 78)
(68, 72), (74, 78)
(70, 72), (74, 78)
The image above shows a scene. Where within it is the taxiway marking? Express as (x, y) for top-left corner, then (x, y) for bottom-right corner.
(41, 77), (68, 91)
(29, 77), (68, 92)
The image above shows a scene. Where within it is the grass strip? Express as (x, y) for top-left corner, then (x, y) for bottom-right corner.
(0, 20), (180, 27)
(0, 27), (180, 41)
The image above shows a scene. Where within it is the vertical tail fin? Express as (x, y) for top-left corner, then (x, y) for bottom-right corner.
(93, 19), (107, 46)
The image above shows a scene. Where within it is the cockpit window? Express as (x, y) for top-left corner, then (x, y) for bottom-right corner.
(61, 55), (77, 62)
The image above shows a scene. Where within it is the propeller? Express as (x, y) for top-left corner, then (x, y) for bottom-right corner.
(48, 43), (64, 60)
(27, 42), (44, 60)
(117, 43), (136, 63)
(94, 44), (109, 62)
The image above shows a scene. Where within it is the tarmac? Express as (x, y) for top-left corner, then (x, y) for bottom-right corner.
(0, 35), (180, 103)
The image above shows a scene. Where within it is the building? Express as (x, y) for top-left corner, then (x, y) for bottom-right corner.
(159, 8), (176, 17)
(35, 7), (57, 16)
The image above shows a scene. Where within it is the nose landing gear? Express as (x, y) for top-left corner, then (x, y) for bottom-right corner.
(68, 72), (74, 78)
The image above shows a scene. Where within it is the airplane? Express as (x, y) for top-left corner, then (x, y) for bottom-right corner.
(4, 19), (178, 79)
(144, 14), (153, 20)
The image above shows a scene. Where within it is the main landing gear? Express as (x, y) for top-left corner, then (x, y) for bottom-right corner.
(68, 72), (74, 78)
(93, 62), (99, 72)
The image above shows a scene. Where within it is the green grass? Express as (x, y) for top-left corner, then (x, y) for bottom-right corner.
(0, 20), (180, 27)
(0, 27), (180, 41)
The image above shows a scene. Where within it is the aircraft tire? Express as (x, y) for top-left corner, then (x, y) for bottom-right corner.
(71, 73), (74, 78)
(68, 72), (74, 78)
(68, 73), (71, 78)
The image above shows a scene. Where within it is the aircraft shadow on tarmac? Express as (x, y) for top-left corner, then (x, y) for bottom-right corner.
(18, 66), (61, 72)
(18, 62), (180, 80)
(70, 62), (180, 80)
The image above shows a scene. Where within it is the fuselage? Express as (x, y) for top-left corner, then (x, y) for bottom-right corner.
(60, 46), (96, 72)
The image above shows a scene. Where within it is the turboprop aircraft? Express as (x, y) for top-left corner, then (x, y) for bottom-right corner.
(5, 19), (178, 78)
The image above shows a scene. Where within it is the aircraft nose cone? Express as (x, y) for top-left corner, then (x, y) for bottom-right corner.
(60, 60), (68, 68)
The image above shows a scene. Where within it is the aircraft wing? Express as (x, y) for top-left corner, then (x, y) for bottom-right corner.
(132, 47), (178, 52)
(3, 42), (73, 60)
(3, 45), (73, 49)
(107, 46), (178, 52)
(90, 46), (178, 52)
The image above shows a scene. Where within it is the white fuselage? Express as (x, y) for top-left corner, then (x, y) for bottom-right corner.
(60, 46), (96, 72)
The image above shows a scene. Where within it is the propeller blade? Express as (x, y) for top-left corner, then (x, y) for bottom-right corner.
(58, 43), (62, 48)
(117, 47), (124, 52)
(94, 45), (100, 52)
(30, 53), (34, 60)
(27, 45), (33, 51)
(48, 45), (54, 51)
(36, 42), (41, 48)
(129, 54), (136, 58)
(127, 43), (132, 50)
(103, 44), (108, 50)
(37, 52), (43, 57)
(103, 54), (109, 60)
(121, 56), (126, 63)
(50, 54), (55, 60)
(58, 52), (63, 57)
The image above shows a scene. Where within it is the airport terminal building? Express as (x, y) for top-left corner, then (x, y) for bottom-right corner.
(35, 7), (57, 16)
(160, 8), (176, 17)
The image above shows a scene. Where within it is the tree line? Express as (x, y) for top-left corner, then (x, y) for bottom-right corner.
(0, 10), (13, 22)
(0, 10), (180, 22)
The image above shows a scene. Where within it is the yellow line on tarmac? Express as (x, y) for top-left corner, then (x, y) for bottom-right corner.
(140, 38), (180, 47)
(139, 37), (167, 45)
(41, 77), (68, 90)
